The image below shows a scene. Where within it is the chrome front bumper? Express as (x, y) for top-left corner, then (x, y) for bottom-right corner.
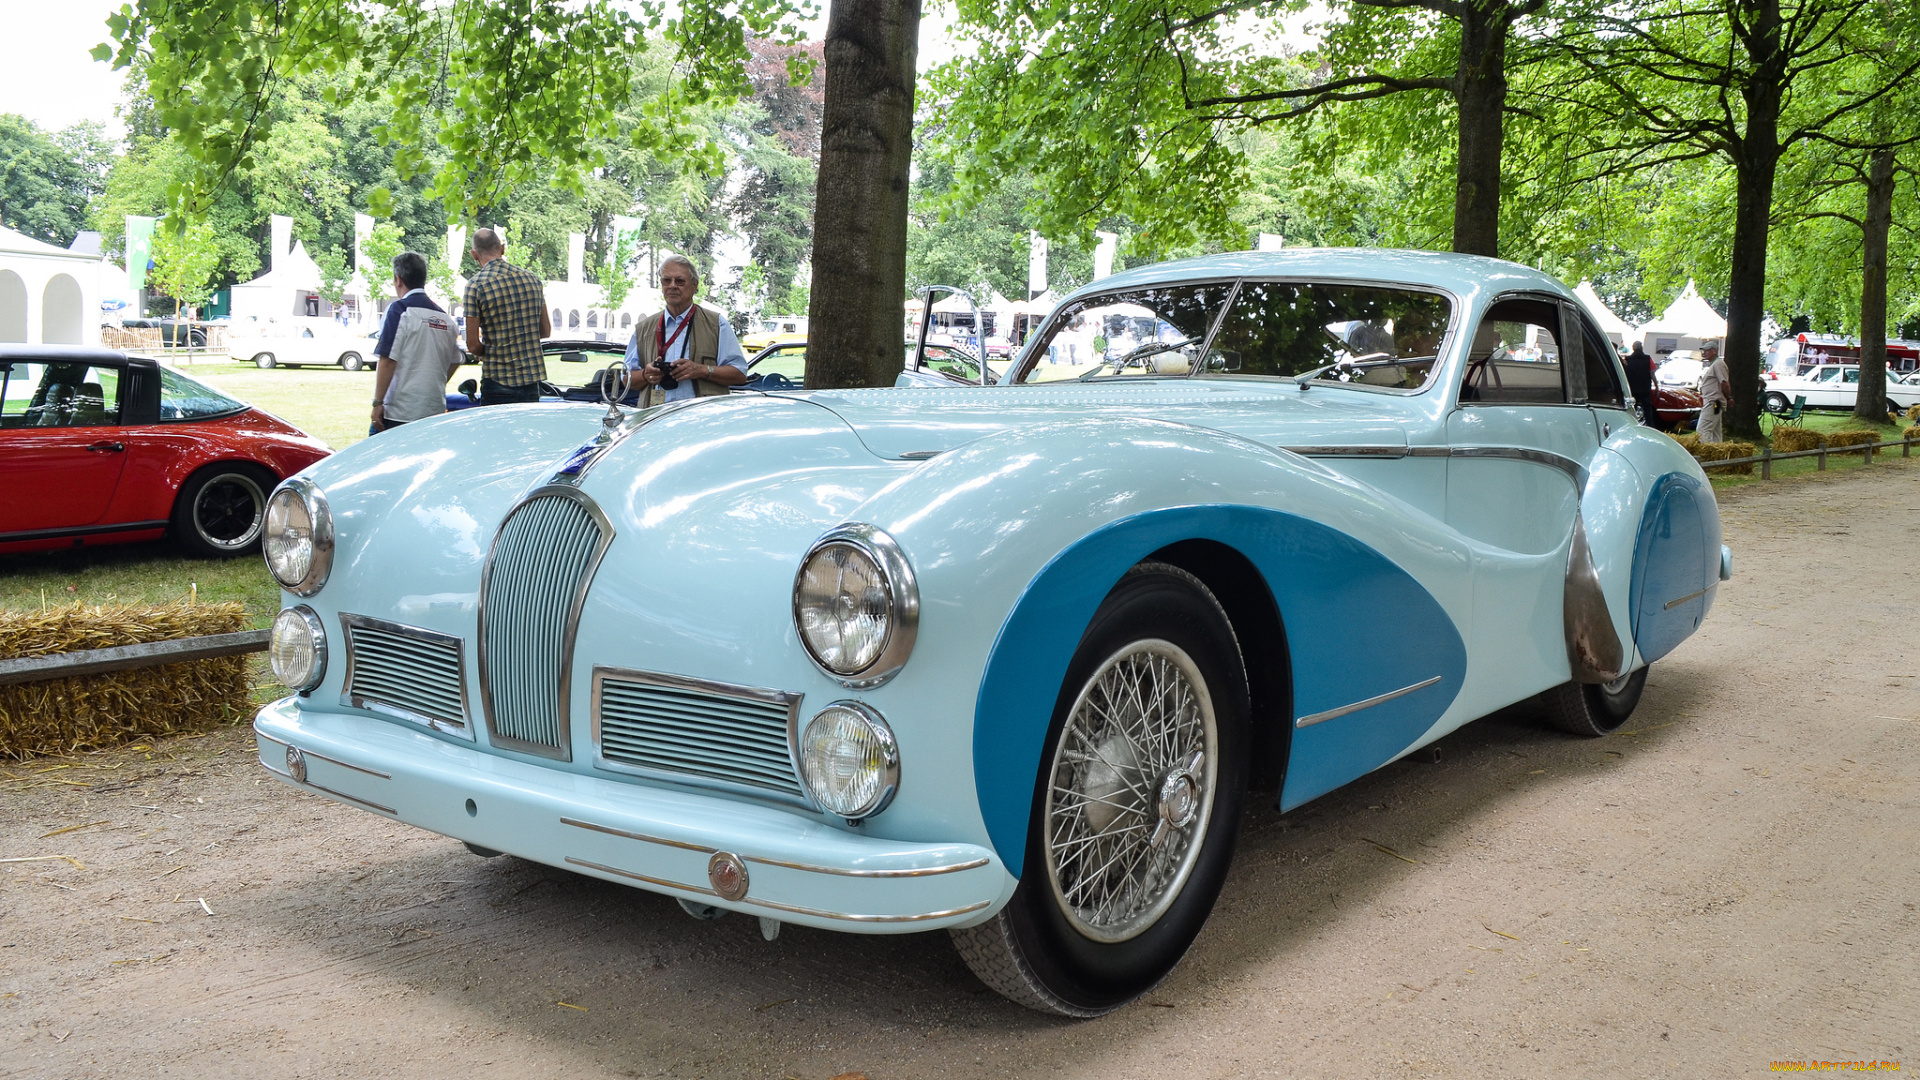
(252, 697), (1010, 933)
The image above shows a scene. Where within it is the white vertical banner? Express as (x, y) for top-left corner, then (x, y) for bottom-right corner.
(1257, 232), (1285, 252)
(567, 232), (586, 284)
(270, 214), (294, 272)
(1028, 231), (1048, 299)
(1092, 231), (1119, 280)
(353, 213), (375, 272)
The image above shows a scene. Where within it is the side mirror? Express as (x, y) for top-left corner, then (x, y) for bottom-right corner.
(458, 378), (478, 402)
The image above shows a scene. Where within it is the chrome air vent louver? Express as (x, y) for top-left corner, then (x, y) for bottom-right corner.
(478, 488), (614, 759)
(592, 668), (808, 805)
(340, 615), (470, 737)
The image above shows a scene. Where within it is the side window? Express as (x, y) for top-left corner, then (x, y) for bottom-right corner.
(1460, 299), (1566, 404)
(1, 362), (122, 428)
(1205, 281), (1453, 389)
(1844, 368), (1860, 384)
(1580, 318), (1626, 408)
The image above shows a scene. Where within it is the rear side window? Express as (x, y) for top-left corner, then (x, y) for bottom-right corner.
(158, 365), (246, 420)
(1460, 299), (1566, 404)
(0, 361), (122, 428)
(1580, 318), (1626, 408)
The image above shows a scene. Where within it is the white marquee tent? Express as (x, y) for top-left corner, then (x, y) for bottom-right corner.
(0, 226), (102, 346)
(1636, 280), (1726, 356)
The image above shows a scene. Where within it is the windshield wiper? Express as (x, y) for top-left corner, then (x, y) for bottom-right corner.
(1076, 336), (1202, 380)
(1295, 352), (1397, 389)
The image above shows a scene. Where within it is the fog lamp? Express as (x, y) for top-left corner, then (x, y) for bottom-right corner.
(270, 605), (327, 692)
(798, 702), (900, 821)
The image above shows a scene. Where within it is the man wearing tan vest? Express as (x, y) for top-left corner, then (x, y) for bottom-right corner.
(624, 255), (748, 405)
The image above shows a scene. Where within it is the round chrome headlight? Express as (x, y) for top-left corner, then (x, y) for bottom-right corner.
(792, 524), (918, 687)
(263, 478), (333, 596)
(270, 605), (327, 692)
(798, 702), (900, 820)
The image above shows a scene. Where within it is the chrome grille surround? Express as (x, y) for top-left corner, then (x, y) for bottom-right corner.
(477, 486), (615, 760)
(591, 667), (809, 808)
(338, 613), (471, 738)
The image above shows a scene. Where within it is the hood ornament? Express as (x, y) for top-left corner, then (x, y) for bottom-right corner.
(598, 362), (628, 428)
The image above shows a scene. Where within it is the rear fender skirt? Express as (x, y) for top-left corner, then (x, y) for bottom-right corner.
(971, 505), (1466, 874)
(1630, 472), (1718, 663)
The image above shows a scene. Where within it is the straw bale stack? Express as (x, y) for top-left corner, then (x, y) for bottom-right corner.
(1687, 439), (1757, 475)
(1824, 430), (1880, 454)
(0, 602), (251, 759)
(1904, 404), (1919, 423)
(1770, 425), (1824, 454)
(1906, 425), (1920, 443)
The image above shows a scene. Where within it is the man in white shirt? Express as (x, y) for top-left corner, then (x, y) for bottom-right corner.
(624, 256), (748, 405)
(371, 252), (464, 432)
(1696, 342), (1730, 442)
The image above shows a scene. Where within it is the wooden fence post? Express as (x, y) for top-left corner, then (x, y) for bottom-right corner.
(1761, 446), (1772, 480)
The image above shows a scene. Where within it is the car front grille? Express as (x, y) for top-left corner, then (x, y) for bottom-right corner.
(480, 491), (611, 759)
(593, 670), (806, 802)
(340, 616), (468, 732)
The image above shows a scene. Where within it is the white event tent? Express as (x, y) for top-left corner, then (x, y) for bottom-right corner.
(1636, 280), (1726, 357)
(0, 226), (103, 346)
(1573, 281), (1633, 349)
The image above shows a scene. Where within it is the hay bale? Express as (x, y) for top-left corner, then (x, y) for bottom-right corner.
(1904, 404), (1919, 423)
(1688, 439), (1756, 475)
(1906, 425), (1920, 443)
(1770, 425), (1824, 453)
(0, 602), (252, 760)
(1825, 429), (1880, 455)
(1669, 432), (1701, 451)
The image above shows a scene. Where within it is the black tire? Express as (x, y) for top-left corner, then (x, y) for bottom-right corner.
(171, 463), (275, 558)
(340, 352), (365, 372)
(1764, 392), (1790, 415)
(1540, 667), (1648, 737)
(253, 352), (277, 369)
(951, 562), (1250, 1016)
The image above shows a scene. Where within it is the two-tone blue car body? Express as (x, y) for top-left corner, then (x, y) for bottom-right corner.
(253, 250), (1727, 1016)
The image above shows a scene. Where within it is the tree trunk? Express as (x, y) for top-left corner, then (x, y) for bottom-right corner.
(804, 0), (921, 389)
(1450, 1), (1509, 257)
(1852, 148), (1895, 424)
(1721, 2), (1785, 442)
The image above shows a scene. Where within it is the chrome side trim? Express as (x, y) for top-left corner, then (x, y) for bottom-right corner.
(476, 485), (617, 762)
(1295, 675), (1444, 728)
(744, 854), (992, 879)
(588, 666), (810, 808)
(559, 817), (991, 878)
(252, 728), (392, 779)
(566, 856), (995, 923)
(566, 856), (717, 896)
(303, 783), (397, 816)
(1564, 513), (1625, 683)
(1446, 445), (1589, 489)
(338, 612), (473, 740)
(1663, 583), (1718, 610)
(742, 896), (994, 924)
(253, 729), (397, 813)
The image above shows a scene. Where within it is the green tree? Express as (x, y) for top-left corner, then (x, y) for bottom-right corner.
(148, 219), (221, 316)
(0, 115), (113, 247)
(602, 229), (641, 313)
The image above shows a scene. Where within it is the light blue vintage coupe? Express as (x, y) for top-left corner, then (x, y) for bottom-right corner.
(254, 250), (1728, 1015)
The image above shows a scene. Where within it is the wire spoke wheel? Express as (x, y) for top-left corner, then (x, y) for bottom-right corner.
(1045, 640), (1217, 943)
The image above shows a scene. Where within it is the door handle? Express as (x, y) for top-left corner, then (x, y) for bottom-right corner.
(86, 441), (125, 453)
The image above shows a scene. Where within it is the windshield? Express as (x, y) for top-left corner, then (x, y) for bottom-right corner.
(158, 365), (246, 420)
(1018, 283), (1233, 383)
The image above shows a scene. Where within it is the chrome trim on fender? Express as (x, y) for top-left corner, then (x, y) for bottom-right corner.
(1663, 583), (1718, 610)
(1446, 445), (1589, 489)
(1295, 675), (1444, 728)
(792, 523), (920, 689)
(252, 728), (392, 779)
(476, 485), (617, 761)
(559, 816), (991, 878)
(338, 613), (473, 739)
(564, 857), (994, 924)
(252, 728), (397, 813)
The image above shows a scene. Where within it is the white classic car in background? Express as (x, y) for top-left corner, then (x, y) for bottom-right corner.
(227, 321), (379, 370)
(254, 249), (1728, 1016)
(1765, 364), (1920, 413)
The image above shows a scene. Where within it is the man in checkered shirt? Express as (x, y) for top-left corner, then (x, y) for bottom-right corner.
(462, 227), (552, 405)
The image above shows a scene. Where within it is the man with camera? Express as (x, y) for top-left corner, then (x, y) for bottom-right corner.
(624, 255), (748, 405)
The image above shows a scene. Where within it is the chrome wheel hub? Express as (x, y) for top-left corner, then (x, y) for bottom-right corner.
(1044, 640), (1217, 944)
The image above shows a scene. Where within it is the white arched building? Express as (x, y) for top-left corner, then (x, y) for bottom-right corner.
(0, 226), (101, 346)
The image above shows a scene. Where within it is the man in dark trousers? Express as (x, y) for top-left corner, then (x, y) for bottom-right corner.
(1623, 340), (1656, 425)
(462, 227), (551, 405)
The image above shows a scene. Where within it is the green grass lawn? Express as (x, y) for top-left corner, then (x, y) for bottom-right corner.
(1702, 408), (1920, 489)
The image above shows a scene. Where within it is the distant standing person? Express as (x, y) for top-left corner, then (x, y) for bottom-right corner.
(462, 227), (551, 405)
(1696, 342), (1729, 442)
(624, 255), (748, 405)
(1623, 340), (1655, 424)
(370, 252), (463, 432)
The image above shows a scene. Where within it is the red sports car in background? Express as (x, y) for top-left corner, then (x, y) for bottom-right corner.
(1641, 383), (1703, 432)
(1, 345), (331, 557)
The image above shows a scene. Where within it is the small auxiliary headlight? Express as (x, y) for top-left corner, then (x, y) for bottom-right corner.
(798, 702), (900, 821)
(270, 606), (327, 692)
(792, 524), (918, 687)
(264, 478), (334, 596)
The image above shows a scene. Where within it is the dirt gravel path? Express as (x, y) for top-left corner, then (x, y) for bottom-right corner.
(4, 464), (1916, 1079)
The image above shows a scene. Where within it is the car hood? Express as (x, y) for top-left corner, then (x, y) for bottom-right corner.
(794, 380), (1424, 459)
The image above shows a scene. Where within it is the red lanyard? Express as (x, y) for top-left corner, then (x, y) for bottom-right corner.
(657, 309), (691, 360)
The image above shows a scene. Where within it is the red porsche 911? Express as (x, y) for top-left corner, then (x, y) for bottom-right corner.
(1, 345), (331, 557)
